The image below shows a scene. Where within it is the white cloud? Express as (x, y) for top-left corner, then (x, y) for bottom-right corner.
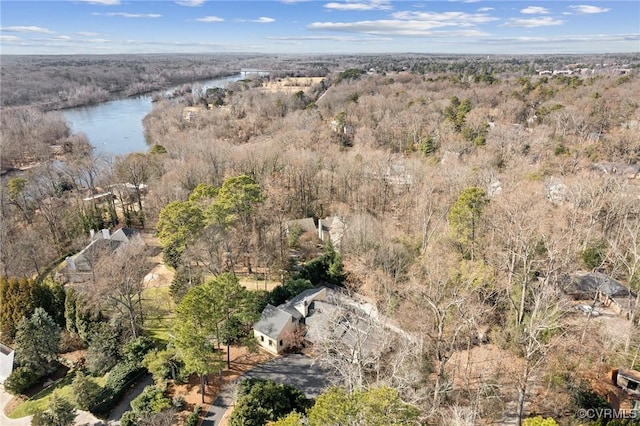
(1, 26), (55, 34)
(196, 16), (224, 22)
(308, 19), (490, 36)
(324, 0), (392, 11)
(478, 7), (494, 12)
(0, 35), (21, 42)
(392, 11), (498, 24)
(74, 0), (121, 4)
(501, 16), (564, 27)
(93, 12), (162, 18)
(76, 32), (99, 36)
(175, 0), (205, 5)
(521, 6), (549, 15)
(237, 17), (276, 23)
(568, 5), (610, 14)
(266, 35), (392, 42)
(88, 38), (110, 43)
(50, 35), (72, 40)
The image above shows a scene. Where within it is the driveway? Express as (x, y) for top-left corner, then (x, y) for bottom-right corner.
(0, 386), (31, 426)
(201, 354), (335, 426)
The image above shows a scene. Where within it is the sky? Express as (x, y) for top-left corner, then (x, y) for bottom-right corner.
(0, 0), (638, 55)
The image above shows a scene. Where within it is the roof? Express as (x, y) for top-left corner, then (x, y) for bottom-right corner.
(110, 227), (139, 243)
(305, 300), (388, 360)
(69, 239), (121, 272)
(619, 368), (640, 383)
(285, 287), (326, 308)
(253, 304), (293, 340)
(287, 218), (317, 234)
(0, 343), (14, 356)
(562, 272), (631, 297)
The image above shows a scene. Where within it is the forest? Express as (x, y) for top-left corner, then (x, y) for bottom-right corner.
(1, 52), (640, 426)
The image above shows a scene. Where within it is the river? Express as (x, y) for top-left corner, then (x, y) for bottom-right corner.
(63, 74), (244, 157)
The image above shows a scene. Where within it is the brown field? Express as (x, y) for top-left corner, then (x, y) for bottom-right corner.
(260, 77), (325, 93)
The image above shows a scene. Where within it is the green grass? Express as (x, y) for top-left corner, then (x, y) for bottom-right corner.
(8, 372), (106, 419)
(142, 286), (175, 344)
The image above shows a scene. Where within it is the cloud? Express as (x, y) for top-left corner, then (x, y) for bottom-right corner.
(568, 5), (610, 14)
(74, 0), (121, 4)
(254, 17), (275, 23)
(0, 35), (21, 42)
(477, 7), (494, 12)
(76, 32), (99, 36)
(501, 16), (564, 27)
(1, 26), (55, 34)
(237, 17), (276, 23)
(392, 10), (498, 24)
(88, 38), (110, 43)
(324, 0), (392, 11)
(175, 0), (205, 5)
(521, 6), (549, 15)
(93, 12), (162, 18)
(50, 35), (72, 41)
(308, 19), (490, 36)
(196, 16), (224, 22)
(266, 35), (392, 42)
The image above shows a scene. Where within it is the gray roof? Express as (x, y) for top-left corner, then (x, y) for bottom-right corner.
(285, 287), (326, 307)
(562, 272), (631, 297)
(287, 218), (317, 234)
(254, 304), (293, 340)
(0, 343), (14, 356)
(110, 227), (139, 243)
(305, 300), (388, 360)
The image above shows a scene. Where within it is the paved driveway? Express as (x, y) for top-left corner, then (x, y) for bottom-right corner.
(0, 386), (31, 426)
(202, 354), (335, 426)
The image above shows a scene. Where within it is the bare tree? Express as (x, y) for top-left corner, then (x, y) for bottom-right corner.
(93, 235), (152, 339)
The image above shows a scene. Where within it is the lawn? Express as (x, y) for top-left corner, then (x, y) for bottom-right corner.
(142, 286), (175, 344)
(8, 372), (106, 419)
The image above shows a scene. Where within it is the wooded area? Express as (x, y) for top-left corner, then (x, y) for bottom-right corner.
(1, 53), (639, 425)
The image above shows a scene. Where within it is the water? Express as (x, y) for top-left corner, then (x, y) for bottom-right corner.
(63, 74), (243, 157)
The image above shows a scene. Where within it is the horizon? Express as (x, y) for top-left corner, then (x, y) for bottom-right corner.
(1, 1), (638, 56)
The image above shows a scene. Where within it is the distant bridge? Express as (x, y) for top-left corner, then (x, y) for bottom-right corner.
(239, 68), (308, 77)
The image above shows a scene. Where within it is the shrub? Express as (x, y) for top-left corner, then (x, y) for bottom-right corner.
(184, 405), (201, 426)
(71, 371), (102, 410)
(230, 379), (312, 426)
(122, 336), (155, 364)
(171, 394), (186, 410)
(90, 361), (145, 416)
(130, 385), (172, 414)
(4, 366), (40, 394)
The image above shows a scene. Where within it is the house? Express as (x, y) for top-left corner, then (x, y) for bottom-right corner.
(285, 218), (317, 237)
(613, 368), (640, 396)
(318, 216), (345, 249)
(285, 216), (345, 250)
(0, 343), (15, 384)
(253, 287), (327, 355)
(57, 228), (140, 284)
(305, 299), (390, 364)
(561, 271), (634, 317)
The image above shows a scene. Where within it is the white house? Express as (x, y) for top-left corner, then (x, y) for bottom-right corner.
(0, 343), (15, 384)
(253, 287), (327, 355)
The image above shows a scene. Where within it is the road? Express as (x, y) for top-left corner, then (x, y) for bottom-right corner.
(201, 354), (334, 426)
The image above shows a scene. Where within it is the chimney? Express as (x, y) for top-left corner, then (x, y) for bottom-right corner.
(318, 219), (323, 241)
(101, 229), (110, 239)
(90, 229), (95, 239)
